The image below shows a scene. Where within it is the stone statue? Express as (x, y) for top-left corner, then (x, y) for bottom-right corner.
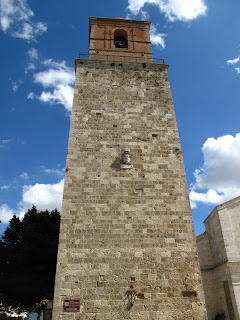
(122, 151), (131, 164)
(121, 151), (133, 169)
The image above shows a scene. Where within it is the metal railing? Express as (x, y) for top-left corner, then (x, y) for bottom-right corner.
(78, 53), (165, 64)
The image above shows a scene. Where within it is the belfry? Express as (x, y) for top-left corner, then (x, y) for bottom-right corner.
(52, 17), (207, 319)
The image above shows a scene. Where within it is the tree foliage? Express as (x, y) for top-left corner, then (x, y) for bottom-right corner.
(0, 206), (60, 308)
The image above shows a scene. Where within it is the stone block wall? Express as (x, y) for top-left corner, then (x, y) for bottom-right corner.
(52, 59), (207, 320)
(204, 208), (226, 267)
(217, 198), (240, 262)
(196, 232), (214, 270)
(197, 197), (240, 320)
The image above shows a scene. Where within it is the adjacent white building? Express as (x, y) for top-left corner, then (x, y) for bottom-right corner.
(197, 196), (240, 320)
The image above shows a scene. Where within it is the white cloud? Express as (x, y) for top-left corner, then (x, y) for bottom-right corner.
(25, 53), (74, 113)
(0, 139), (12, 144)
(13, 21), (47, 40)
(12, 81), (18, 92)
(227, 56), (240, 65)
(0, 0), (47, 41)
(235, 67), (240, 74)
(32, 60), (75, 112)
(20, 179), (64, 212)
(19, 172), (29, 179)
(0, 138), (13, 147)
(41, 166), (65, 176)
(140, 10), (149, 20)
(190, 134), (240, 208)
(0, 138), (25, 149)
(150, 25), (166, 48)
(0, 185), (9, 190)
(27, 92), (35, 99)
(0, 204), (24, 224)
(25, 62), (36, 73)
(0, 179), (64, 224)
(35, 21), (47, 33)
(9, 78), (22, 92)
(38, 84), (74, 112)
(127, 0), (207, 21)
(0, 204), (15, 223)
(227, 55), (240, 74)
(25, 48), (38, 72)
(27, 47), (38, 59)
(34, 61), (75, 87)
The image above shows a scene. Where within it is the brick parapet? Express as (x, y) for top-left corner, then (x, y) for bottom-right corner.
(75, 59), (168, 72)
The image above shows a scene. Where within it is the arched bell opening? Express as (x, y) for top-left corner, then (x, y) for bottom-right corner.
(114, 29), (128, 48)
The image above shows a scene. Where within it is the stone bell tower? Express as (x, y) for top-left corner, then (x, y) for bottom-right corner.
(52, 17), (207, 320)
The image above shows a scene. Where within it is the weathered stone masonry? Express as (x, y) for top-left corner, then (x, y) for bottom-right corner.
(52, 17), (207, 320)
(52, 57), (207, 319)
(197, 196), (240, 320)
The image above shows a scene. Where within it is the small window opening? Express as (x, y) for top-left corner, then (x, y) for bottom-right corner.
(114, 29), (128, 48)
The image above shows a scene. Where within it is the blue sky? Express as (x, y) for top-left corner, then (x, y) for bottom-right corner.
(0, 0), (240, 236)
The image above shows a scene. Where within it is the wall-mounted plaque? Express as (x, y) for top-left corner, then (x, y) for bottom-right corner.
(63, 300), (80, 312)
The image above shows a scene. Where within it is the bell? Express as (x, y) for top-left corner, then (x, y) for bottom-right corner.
(115, 40), (125, 47)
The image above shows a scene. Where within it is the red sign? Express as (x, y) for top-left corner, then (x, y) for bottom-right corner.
(64, 300), (80, 312)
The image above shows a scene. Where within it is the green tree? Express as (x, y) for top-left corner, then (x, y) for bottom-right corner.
(0, 206), (60, 308)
